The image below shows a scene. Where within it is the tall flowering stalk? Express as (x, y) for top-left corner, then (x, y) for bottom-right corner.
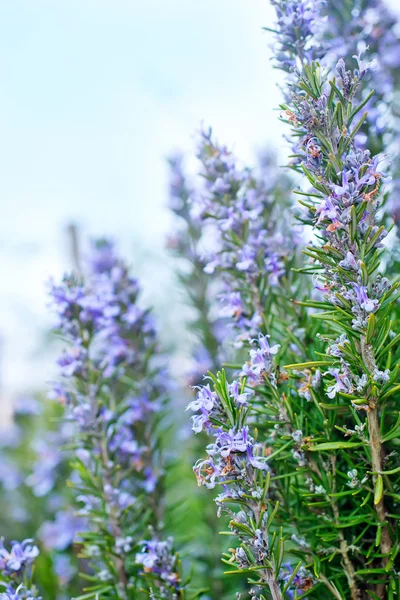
(191, 129), (305, 352)
(271, 0), (400, 226)
(270, 0), (400, 597)
(190, 366), (288, 600)
(49, 240), (184, 599)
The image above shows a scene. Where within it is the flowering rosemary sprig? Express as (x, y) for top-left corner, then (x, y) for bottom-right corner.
(271, 1), (400, 596)
(49, 239), (184, 600)
(192, 128), (304, 351)
(190, 367), (289, 600)
(268, 0), (326, 75)
(271, 0), (400, 230)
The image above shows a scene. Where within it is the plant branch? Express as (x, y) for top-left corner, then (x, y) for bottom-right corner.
(361, 335), (392, 598)
(330, 456), (360, 600)
(266, 576), (284, 600)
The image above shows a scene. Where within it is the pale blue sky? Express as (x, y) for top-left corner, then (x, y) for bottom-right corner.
(0, 0), (284, 396)
(0, 0), (398, 398)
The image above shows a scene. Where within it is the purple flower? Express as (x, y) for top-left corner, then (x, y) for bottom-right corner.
(257, 333), (280, 355)
(187, 384), (219, 433)
(203, 256), (220, 275)
(142, 466), (158, 493)
(48, 239), (171, 589)
(279, 563), (313, 598)
(353, 49), (377, 81)
(47, 277), (85, 335)
(242, 334), (280, 385)
(236, 246), (256, 271)
(86, 238), (119, 274)
(57, 346), (87, 378)
(265, 253), (285, 286)
(193, 456), (221, 489)
(219, 292), (243, 319)
(187, 384), (217, 413)
(53, 555), (76, 585)
(352, 284), (379, 313)
(122, 305), (144, 325)
(25, 426), (72, 497)
(339, 251), (359, 271)
(211, 177), (231, 195)
(0, 461), (22, 492)
(122, 393), (155, 424)
(192, 128), (297, 346)
(325, 368), (352, 399)
(315, 196), (339, 225)
(228, 381), (253, 406)
(0, 540), (39, 577)
(208, 426), (253, 458)
(0, 585), (35, 600)
(136, 538), (179, 586)
(270, 0), (326, 74)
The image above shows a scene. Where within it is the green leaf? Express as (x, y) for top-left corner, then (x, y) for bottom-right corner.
(328, 79), (345, 104)
(308, 441), (365, 452)
(360, 261), (369, 286)
(283, 561), (303, 594)
(284, 361), (331, 370)
(334, 100), (344, 130)
(348, 89), (374, 125)
(366, 313), (376, 344)
(380, 385), (400, 400)
(354, 568), (388, 575)
(374, 474), (384, 505)
(74, 587), (113, 600)
(190, 589), (211, 600)
(350, 205), (357, 242)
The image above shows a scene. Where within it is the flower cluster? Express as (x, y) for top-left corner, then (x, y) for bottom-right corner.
(323, 0), (400, 133)
(136, 538), (180, 596)
(270, 0), (326, 73)
(0, 539), (40, 600)
(191, 128), (300, 346)
(189, 365), (290, 597)
(241, 334), (280, 387)
(48, 239), (180, 598)
(0, 540), (39, 578)
(274, 0), (400, 230)
(49, 239), (156, 383)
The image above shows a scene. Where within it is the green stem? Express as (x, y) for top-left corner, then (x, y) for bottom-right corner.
(360, 336), (392, 598)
